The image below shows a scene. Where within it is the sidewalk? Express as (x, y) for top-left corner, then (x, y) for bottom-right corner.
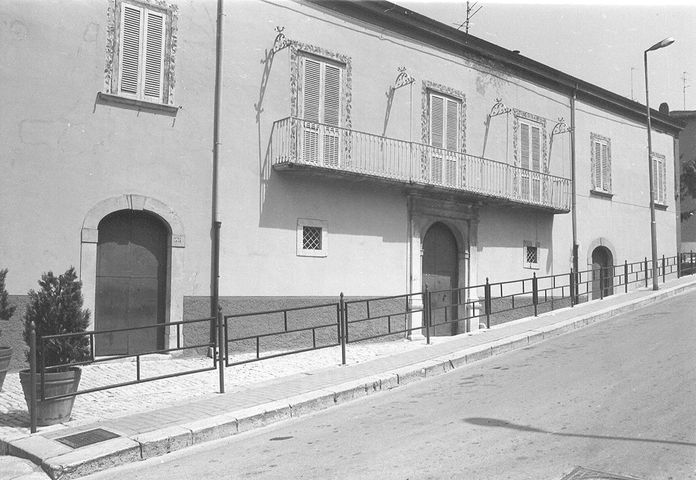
(3, 276), (696, 480)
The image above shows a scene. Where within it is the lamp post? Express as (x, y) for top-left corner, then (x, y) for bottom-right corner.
(644, 37), (674, 291)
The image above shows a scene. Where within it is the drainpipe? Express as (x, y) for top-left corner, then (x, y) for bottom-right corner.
(211, 0), (224, 342)
(570, 84), (579, 298)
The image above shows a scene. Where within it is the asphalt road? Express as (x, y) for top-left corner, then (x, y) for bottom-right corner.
(85, 291), (696, 480)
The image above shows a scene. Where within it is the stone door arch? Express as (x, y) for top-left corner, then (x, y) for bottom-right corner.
(80, 194), (185, 351)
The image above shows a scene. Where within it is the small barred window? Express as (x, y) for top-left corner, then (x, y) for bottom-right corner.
(526, 245), (538, 264)
(297, 219), (328, 257)
(302, 226), (322, 250)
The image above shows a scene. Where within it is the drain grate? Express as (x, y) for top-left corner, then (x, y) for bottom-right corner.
(55, 428), (120, 449)
(561, 466), (644, 480)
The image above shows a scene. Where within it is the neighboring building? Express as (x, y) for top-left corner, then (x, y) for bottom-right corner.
(0, 0), (682, 359)
(669, 110), (696, 252)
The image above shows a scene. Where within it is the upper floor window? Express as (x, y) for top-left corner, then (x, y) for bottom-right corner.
(591, 133), (612, 194)
(290, 44), (350, 168)
(420, 82), (466, 187)
(429, 92), (461, 152)
(652, 152), (667, 205)
(104, 0), (177, 106)
(513, 110), (547, 203)
(519, 119), (542, 201)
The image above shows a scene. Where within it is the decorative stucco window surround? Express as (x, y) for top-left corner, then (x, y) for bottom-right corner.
(420, 81), (467, 183)
(512, 109), (548, 200)
(651, 152), (667, 207)
(289, 42), (352, 164)
(102, 0), (178, 114)
(297, 218), (328, 257)
(590, 132), (612, 196)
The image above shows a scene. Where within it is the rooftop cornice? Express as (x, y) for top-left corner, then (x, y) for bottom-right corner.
(302, 0), (683, 136)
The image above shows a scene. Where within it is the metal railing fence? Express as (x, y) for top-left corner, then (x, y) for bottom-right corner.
(26, 251), (696, 432)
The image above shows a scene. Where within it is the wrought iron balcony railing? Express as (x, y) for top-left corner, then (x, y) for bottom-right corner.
(271, 117), (571, 212)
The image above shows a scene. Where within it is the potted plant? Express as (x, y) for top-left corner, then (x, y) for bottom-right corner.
(0, 268), (16, 391)
(20, 267), (90, 426)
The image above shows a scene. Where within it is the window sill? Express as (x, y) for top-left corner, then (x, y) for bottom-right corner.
(654, 203), (668, 211)
(590, 189), (613, 199)
(96, 92), (180, 117)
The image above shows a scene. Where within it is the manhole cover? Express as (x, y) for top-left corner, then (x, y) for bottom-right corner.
(55, 428), (120, 449)
(561, 466), (644, 480)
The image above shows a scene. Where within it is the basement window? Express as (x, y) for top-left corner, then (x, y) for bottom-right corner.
(297, 219), (328, 257)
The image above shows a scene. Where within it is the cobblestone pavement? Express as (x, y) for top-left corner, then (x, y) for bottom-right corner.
(0, 339), (428, 438)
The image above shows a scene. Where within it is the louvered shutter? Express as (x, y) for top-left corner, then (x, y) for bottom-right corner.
(120, 4), (142, 95)
(303, 58), (321, 123)
(322, 64), (341, 167)
(531, 126), (541, 199)
(520, 123), (530, 199)
(430, 96), (444, 149)
(445, 99), (458, 151)
(323, 65), (340, 127)
(601, 144), (610, 191)
(143, 11), (165, 101)
(301, 58), (321, 163)
(520, 124), (530, 170)
(661, 159), (667, 203)
(652, 157), (658, 202)
(593, 141), (602, 190)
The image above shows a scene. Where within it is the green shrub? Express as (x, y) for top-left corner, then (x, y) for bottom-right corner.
(23, 267), (90, 370)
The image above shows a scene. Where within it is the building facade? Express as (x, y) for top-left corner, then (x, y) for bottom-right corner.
(0, 0), (681, 360)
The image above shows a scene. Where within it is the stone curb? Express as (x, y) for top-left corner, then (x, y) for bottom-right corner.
(5, 279), (696, 479)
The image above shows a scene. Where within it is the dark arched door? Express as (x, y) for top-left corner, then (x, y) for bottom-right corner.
(591, 246), (614, 300)
(95, 210), (168, 355)
(422, 223), (459, 336)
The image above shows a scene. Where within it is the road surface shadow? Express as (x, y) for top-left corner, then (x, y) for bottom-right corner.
(464, 417), (696, 447)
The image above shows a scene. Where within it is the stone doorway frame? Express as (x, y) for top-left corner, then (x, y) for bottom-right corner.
(80, 194), (186, 351)
(407, 194), (479, 338)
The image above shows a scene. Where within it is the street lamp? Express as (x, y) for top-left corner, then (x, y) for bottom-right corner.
(644, 37), (674, 291)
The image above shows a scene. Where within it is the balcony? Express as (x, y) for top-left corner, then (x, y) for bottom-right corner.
(271, 117), (571, 213)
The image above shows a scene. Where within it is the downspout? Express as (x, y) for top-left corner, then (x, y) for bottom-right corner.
(211, 0), (224, 342)
(570, 84), (579, 298)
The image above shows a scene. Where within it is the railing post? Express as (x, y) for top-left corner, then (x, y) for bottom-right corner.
(339, 293), (346, 365)
(484, 278), (491, 329)
(599, 268), (604, 300)
(624, 260), (629, 293)
(662, 254), (666, 283)
(678, 252), (682, 278)
(29, 321), (37, 434)
(532, 273), (538, 316)
(644, 257), (649, 287)
(569, 269), (575, 307)
(217, 306), (225, 394)
(424, 287), (431, 345)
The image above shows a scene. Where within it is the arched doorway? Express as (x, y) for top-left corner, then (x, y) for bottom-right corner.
(422, 222), (459, 336)
(591, 246), (614, 300)
(95, 210), (168, 355)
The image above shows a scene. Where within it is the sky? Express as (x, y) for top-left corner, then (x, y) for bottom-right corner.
(405, 1), (696, 112)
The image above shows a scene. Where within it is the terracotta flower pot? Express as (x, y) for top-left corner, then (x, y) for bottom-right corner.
(0, 346), (11, 391)
(20, 367), (81, 426)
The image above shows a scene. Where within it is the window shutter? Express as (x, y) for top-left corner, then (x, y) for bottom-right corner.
(594, 141), (602, 189)
(303, 58), (321, 123)
(652, 157), (658, 201)
(430, 95), (444, 148)
(143, 11), (165, 100)
(531, 126), (540, 172)
(120, 4), (142, 95)
(446, 99), (458, 151)
(659, 158), (666, 203)
(520, 123), (530, 170)
(601, 144), (610, 191)
(323, 64), (341, 127)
